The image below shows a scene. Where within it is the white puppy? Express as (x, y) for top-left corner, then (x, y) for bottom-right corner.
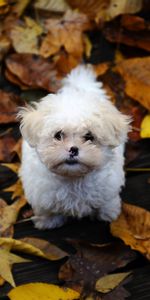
(19, 66), (130, 229)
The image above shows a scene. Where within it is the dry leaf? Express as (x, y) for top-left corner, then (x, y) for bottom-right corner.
(140, 115), (150, 138)
(21, 237), (68, 260)
(0, 237), (68, 261)
(95, 272), (131, 293)
(0, 131), (17, 163)
(34, 0), (70, 13)
(40, 10), (91, 58)
(2, 163), (20, 174)
(3, 179), (23, 200)
(0, 197), (26, 237)
(110, 203), (150, 259)
(5, 54), (61, 92)
(55, 52), (80, 75)
(8, 283), (80, 300)
(0, 245), (30, 287)
(0, 90), (22, 124)
(10, 17), (43, 54)
(0, 35), (11, 61)
(106, 0), (142, 20)
(104, 19), (150, 52)
(115, 57), (150, 110)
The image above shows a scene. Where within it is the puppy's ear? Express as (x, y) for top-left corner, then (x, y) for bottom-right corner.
(18, 105), (43, 147)
(103, 110), (131, 147)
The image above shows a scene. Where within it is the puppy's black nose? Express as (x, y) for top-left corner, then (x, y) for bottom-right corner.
(69, 146), (79, 157)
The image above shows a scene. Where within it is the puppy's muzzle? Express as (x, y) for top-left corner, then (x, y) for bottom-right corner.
(69, 146), (79, 158)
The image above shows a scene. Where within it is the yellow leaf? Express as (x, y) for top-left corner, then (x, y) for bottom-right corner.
(140, 115), (150, 138)
(0, 246), (30, 287)
(8, 283), (80, 300)
(0, 237), (68, 261)
(0, 0), (7, 6)
(106, 0), (142, 21)
(4, 179), (24, 200)
(10, 17), (43, 54)
(95, 272), (131, 293)
(110, 203), (150, 259)
(83, 34), (92, 58)
(0, 198), (26, 237)
(2, 163), (20, 174)
(34, 0), (70, 13)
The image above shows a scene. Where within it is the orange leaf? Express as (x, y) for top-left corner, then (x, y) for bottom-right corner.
(110, 203), (150, 260)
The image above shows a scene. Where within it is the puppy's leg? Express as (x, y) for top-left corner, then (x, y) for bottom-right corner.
(32, 214), (67, 230)
(97, 195), (121, 222)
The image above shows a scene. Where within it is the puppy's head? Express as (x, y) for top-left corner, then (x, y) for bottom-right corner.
(19, 66), (131, 177)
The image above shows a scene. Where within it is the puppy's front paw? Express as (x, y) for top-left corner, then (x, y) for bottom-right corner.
(32, 215), (66, 229)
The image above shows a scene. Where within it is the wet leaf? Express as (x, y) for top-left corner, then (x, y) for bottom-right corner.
(0, 245), (30, 287)
(95, 272), (131, 293)
(0, 237), (68, 261)
(5, 54), (61, 92)
(0, 197), (26, 237)
(8, 283), (80, 300)
(59, 241), (136, 293)
(110, 203), (150, 259)
(140, 115), (150, 138)
(40, 10), (91, 58)
(10, 17), (43, 54)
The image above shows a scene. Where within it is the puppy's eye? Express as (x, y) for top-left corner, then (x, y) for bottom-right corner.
(83, 132), (94, 142)
(54, 131), (63, 141)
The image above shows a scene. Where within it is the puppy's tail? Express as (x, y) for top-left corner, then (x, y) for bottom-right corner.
(62, 65), (103, 93)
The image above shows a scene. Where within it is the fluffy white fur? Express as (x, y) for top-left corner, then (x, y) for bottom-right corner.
(19, 65), (130, 229)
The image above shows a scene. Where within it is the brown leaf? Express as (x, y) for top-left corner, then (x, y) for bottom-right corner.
(115, 57), (150, 110)
(5, 54), (61, 92)
(121, 14), (149, 31)
(40, 10), (92, 59)
(0, 35), (11, 61)
(20, 237), (69, 260)
(34, 0), (70, 13)
(0, 90), (22, 124)
(0, 197), (26, 237)
(55, 52), (80, 75)
(110, 203), (150, 259)
(59, 241), (136, 294)
(0, 131), (17, 162)
(103, 18), (150, 52)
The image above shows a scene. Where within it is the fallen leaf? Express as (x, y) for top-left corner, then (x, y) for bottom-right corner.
(95, 272), (131, 293)
(0, 35), (11, 61)
(8, 283), (80, 300)
(110, 203), (150, 259)
(0, 245), (30, 287)
(103, 18), (150, 52)
(5, 54), (61, 92)
(59, 241), (136, 294)
(0, 0), (9, 14)
(106, 0), (142, 21)
(2, 163), (20, 174)
(121, 14), (148, 31)
(20, 237), (69, 260)
(0, 90), (22, 123)
(0, 131), (18, 162)
(34, 0), (70, 13)
(55, 52), (80, 75)
(40, 10), (91, 58)
(0, 197), (26, 237)
(67, 0), (142, 22)
(140, 115), (150, 138)
(3, 179), (23, 200)
(10, 17), (43, 54)
(115, 57), (150, 110)
(0, 237), (68, 261)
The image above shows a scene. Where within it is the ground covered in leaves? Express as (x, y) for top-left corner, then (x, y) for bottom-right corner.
(0, 0), (150, 299)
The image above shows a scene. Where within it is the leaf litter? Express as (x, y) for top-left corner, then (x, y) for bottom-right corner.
(0, 0), (149, 298)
